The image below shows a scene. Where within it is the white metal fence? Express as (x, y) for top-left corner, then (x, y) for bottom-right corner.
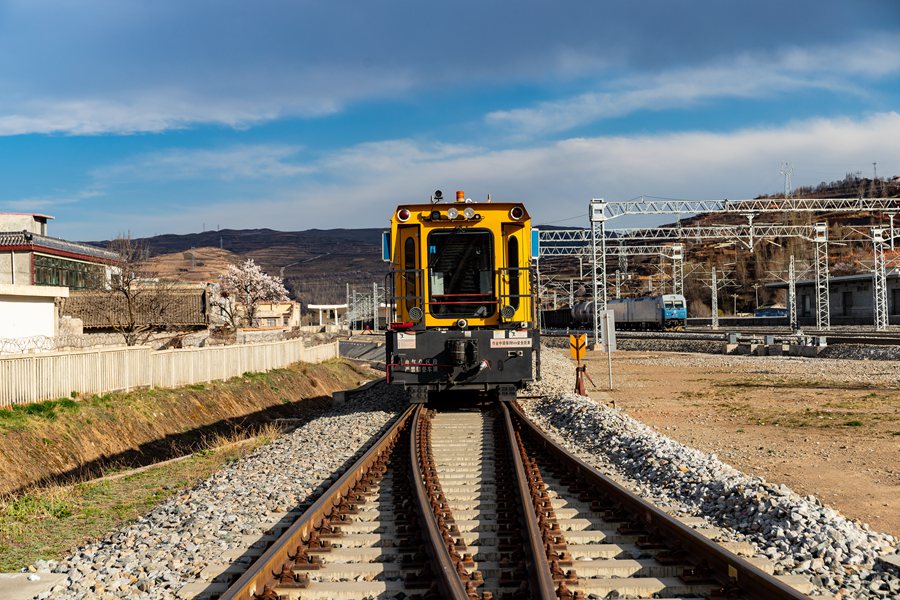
(0, 339), (339, 407)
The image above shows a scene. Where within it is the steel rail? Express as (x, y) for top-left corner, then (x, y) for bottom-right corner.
(409, 405), (471, 599)
(508, 402), (811, 600)
(219, 405), (421, 600)
(499, 402), (558, 598)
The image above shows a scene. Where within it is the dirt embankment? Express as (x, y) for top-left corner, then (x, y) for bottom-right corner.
(0, 360), (371, 494)
(581, 350), (900, 536)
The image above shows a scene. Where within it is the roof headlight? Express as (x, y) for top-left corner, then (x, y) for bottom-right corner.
(447, 207), (459, 219)
(509, 206), (524, 220)
(463, 207), (476, 219)
(397, 208), (411, 222)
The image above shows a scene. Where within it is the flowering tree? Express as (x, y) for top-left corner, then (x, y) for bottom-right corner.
(212, 259), (288, 329)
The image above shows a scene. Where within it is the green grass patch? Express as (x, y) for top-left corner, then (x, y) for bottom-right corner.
(844, 420), (864, 427)
(0, 398), (81, 430)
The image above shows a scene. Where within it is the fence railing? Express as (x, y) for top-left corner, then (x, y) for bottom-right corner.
(0, 339), (339, 407)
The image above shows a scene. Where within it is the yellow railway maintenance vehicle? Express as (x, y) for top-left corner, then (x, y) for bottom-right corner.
(382, 189), (540, 403)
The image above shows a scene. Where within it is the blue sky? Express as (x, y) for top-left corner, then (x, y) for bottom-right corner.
(0, 0), (898, 240)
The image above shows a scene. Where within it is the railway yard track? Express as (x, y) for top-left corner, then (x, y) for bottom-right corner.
(218, 399), (810, 600)
(28, 355), (897, 600)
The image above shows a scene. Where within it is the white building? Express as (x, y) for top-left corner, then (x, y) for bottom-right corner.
(0, 284), (69, 353)
(0, 213), (116, 352)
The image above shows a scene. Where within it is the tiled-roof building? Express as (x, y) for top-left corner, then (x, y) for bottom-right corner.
(0, 213), (118, 289)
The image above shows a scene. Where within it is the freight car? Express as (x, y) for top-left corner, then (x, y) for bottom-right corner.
(383, 190), (538, 403)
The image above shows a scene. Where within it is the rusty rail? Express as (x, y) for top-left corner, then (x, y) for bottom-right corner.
(219, 405), (420, 600)
(508, 401), (811, 600)
(499, 402), (558, 598)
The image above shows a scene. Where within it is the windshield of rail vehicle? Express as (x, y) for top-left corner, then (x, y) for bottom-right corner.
(427, 228), (496, 318)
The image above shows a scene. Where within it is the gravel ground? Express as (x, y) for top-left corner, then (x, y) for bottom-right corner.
(523, 348), (899, 599)
(545, 332), (900, 361)
(29, 385), (405, 600)
(820, 344), (900, 361)
(616, 351), (900, 387)
(615, 337), (726, 354)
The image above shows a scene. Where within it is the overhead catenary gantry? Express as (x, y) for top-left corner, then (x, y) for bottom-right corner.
(537, 196), (900, 339)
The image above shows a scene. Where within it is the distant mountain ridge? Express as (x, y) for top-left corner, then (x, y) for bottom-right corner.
(89, 227), (385, 256)
(80, 174), (899, 308)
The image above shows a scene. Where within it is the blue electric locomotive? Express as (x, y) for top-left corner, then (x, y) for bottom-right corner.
(608, 294), (687, 330)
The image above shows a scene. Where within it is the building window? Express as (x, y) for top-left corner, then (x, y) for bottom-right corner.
(892, 288), (900, 315)
(33, 255), (104, 290)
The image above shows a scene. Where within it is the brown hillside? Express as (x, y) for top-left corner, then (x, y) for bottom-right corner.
(143, 247), (241, 282)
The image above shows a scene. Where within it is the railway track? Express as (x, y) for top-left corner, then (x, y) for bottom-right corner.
(217, 398), (811, 599)
(544, 328), (900, 346)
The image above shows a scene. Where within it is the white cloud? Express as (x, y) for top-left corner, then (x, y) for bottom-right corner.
(0, 68), (413, 136)
(486, 37), (900, 137)
(54, 112), (900, 239)
(93, 144), (311, 182)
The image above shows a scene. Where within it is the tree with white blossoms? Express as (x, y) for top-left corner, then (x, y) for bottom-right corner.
(212, 259), (288, 329)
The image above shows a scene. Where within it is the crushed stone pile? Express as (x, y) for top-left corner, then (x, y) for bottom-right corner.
(523, 347), (899, 599)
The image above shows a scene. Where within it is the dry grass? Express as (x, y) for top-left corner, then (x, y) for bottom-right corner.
(0, 428), (276, 571)
(205, 421), (283, 451)
(0, 359), (359, 495)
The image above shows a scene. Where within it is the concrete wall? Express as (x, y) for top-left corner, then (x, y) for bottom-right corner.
(0, 214), (47, 235)
(0, 251), (33, 285)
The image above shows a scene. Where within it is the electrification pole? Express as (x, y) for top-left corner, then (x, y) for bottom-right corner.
(788, 255), (797, 331)
(711, 267), (719, 330)
(873, 228), (888, 331)
(589, 198), (607, 347)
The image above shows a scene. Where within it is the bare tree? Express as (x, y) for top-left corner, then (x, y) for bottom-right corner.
(96, 236), (178, 346)
(211, 259), (288, 329)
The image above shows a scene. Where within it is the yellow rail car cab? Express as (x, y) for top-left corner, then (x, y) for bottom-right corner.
(382, 190), (538, 403)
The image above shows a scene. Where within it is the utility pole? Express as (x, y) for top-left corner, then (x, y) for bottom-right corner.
(780, 161), (793, 198)
(752, 282), (760, 310)
(732, 293), (739, 315)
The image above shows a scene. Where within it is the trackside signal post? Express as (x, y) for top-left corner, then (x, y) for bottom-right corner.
(569, 334), (593, 395)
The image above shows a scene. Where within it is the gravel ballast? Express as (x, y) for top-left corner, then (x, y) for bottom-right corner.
(30, 384), (404, 600)
(524, 348), (899, 599)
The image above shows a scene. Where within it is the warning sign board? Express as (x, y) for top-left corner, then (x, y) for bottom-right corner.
(569, 334), (587, 362)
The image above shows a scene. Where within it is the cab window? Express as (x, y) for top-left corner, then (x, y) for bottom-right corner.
(507, 236), (520, 309)
(403, 236), (417, 311)
(428, 229), (495, 317)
